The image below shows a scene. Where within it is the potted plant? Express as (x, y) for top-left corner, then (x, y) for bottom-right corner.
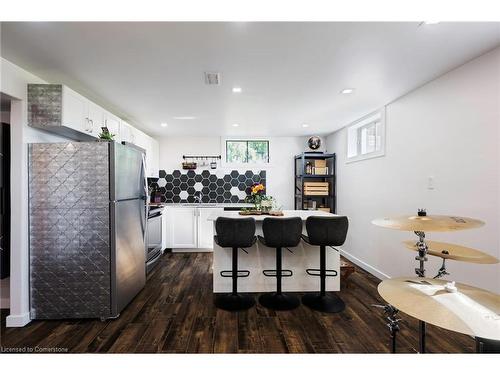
(98, 127), (115, 141)
(245, 183), (273, 212)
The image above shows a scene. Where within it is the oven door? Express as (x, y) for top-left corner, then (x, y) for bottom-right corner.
(146, 210), (163, 273)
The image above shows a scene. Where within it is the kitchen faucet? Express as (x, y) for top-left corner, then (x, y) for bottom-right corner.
(194, 191), (203, 203)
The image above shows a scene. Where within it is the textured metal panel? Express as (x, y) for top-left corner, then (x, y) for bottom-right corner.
(28, 84), (63, 128)
(29, 142), (112, 319)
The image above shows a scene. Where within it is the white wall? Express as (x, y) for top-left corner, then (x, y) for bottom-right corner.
(325, 47), (500, 293)
(157, 136), (322, 209)
(1, 58), (68, 326)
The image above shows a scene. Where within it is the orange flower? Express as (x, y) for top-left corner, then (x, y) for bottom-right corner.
(251, 184), (264, 195)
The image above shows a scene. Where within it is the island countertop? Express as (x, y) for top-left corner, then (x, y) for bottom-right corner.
(207, 209), (338, 221)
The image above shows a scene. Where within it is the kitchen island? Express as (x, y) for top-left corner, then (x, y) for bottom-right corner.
(207, 210), (341, 293)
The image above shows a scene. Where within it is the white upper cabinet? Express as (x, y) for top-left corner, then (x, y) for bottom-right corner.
(87, 101), (105, 137)
(118, 120), (132, 143)
(103, 111), (121, 138)
(148, 137), (159, 178)
(61, 86), (89, 135)
(130, 128), (159, 178)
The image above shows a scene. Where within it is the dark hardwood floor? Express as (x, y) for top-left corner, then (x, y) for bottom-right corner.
(0, 252), (475, 353)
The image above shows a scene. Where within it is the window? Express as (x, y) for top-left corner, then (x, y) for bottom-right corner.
(346, 109), (385, 162)
(226, 140), (269, 164)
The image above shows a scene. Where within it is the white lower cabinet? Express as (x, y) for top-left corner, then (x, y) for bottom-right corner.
(165, 207), (224, 251)
(171, 207), (198, 249)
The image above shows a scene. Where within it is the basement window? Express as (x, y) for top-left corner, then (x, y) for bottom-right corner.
(226, 140), (269, 164)
(346, 108), (385, 163)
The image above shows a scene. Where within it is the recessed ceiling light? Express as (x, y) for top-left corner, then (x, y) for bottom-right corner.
(302, 124), (309, 128)
(232, 87), (242, 93)
(340, 88), (355, 94)
(173, 116), (196, 120)
(160, 123), (168, 127)
(423, 21), (440, 25)
(232, 123), (240, 127)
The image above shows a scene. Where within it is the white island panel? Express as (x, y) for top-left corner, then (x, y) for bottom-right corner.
(209, 210), (342, 293)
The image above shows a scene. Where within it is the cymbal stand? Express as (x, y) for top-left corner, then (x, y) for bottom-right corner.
(433, 258), (449, 279)
(414, 209), (429, 353)
(373, 304), (401, 353)
(414, 230), (428, 278)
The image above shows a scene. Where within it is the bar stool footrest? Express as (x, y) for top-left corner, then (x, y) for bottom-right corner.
(263, 269), (293, 277)
(220, 270), (250, 278)
(306, 268), (338, 277)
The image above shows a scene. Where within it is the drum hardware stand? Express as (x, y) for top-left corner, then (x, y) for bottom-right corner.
(414, 209), (429, 353)
(373, 304), (401, 353)
(433, 258), (450, 279)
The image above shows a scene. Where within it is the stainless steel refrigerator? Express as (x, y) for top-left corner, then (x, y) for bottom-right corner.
(29, 141), (147, 319)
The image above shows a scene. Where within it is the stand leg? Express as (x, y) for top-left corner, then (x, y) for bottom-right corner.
(391, 331), (397, 354)
(232, 247), (238, 295)
(373, 304), (400, 353)
(419, 320), (426, 353)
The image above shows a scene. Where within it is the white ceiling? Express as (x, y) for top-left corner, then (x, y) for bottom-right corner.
(1, 22), (499, 137)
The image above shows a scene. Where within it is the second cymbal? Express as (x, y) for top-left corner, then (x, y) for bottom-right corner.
(372, 214), (485, 232)
(403, 240), (499, 264)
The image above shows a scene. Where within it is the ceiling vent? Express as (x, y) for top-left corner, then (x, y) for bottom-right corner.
(204, 72), (221, 85)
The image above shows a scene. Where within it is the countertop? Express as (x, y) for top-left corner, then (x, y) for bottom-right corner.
(207, 209), (338, 221)
(153, 203), (254, 209)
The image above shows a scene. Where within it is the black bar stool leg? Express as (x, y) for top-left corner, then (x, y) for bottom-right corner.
(215, 247), (255, 311)
(302, 245), (346, 313)
(259, 247), (300, 311)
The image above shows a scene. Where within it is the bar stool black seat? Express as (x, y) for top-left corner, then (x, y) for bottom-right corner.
(301, 216), (349, 313)
(214, 217), (257, 311)
(258, 217), (303, 311)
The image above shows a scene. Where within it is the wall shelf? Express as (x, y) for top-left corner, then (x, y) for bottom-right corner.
(294, 152), (336, 213)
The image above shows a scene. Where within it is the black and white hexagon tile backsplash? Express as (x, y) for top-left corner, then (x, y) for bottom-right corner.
(148, 169), (266, 203)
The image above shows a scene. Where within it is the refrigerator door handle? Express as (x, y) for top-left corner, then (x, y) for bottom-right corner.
(141, 153), (149, 241)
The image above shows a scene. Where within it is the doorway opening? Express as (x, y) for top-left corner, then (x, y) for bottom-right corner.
(1, 93), (12, 309)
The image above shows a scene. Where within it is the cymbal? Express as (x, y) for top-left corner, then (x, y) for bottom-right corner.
(403, 240), (499, 264)
(378, 277), (500, 340)
(372, 214), (484, 232)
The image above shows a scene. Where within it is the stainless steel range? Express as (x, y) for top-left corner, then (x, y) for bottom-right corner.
(29, 141), (148, 320)
(146, 205), (164, 273)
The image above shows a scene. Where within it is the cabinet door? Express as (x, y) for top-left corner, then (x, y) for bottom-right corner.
(147, 138), (159, 178)
(197, 208), (224, 249)
(87, 101), (104, 137)
(171, 208), (197, 248)
(118, 121), (131, 143)
(61, 87), (89, 134)
(104, 111), (121, 139)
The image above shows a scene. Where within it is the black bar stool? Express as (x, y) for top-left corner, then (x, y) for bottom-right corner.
(258, 217), (303, 311)
(214, 217), (257, 311)
(301, 216), (349, 313)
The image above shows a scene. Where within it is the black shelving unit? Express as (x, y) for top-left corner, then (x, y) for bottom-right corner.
(294, 152), (336, 213)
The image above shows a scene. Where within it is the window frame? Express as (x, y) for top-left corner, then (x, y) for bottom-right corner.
(346, 108), (386, 163)
(222, 138), (270, 166)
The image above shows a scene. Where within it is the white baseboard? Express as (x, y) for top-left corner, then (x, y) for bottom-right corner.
(339, 248), (390, 280)
(6, 311), (31, 327)
(172, 248), (213, 253)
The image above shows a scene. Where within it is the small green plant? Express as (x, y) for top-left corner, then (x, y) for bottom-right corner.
(98, 127), (115, 141)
